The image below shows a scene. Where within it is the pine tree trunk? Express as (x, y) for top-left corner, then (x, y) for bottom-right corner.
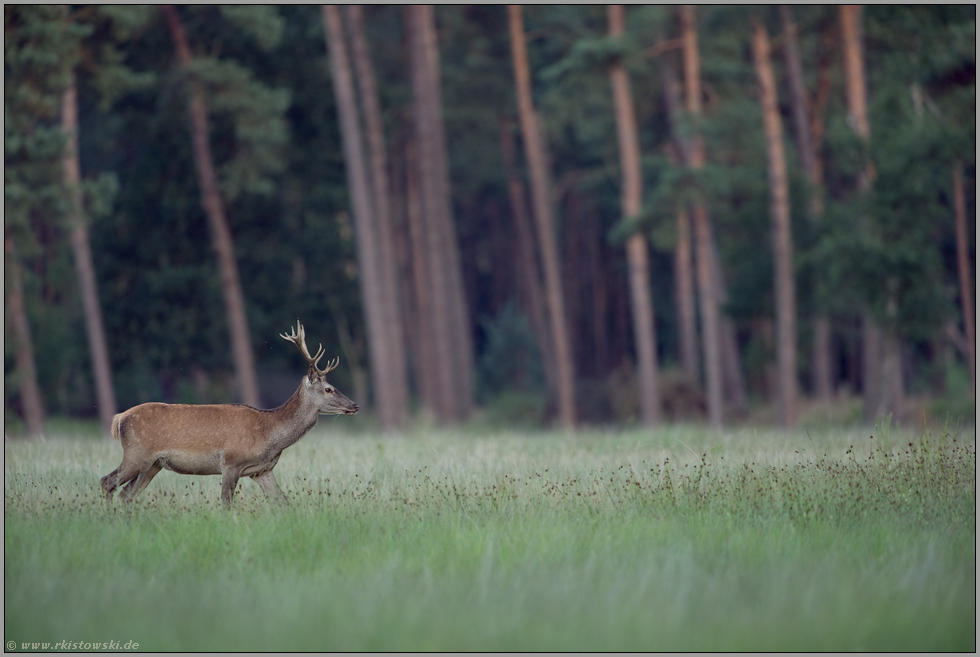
(663, 93), (700, 387)
(661, 42), (747, 420)
(709, 243), (749, 417)
(163, 5), (260, 409)
(840, 4), (887, 424)
(679, 5), (724, 428)
(753, 18), (798, 429)
(345, 5), (410, 429)
(812, 318), (834, 400)
(499, 118), (556, 400)
(780, 5), (834, 402)
(5, 236), (44, 438)
(508, 4), (576, 429)
(406, 5), (473, 423)
(953, 160), (975, 389)
(406, 5), (454, 424)
(779, 6), (818, 191)
(674, 205), (699, 383)
(691, 205), (724, 429)
(608, 4), (661, 426)
(61, 72), (117, 438)
(403, 130), (438, 415)
(563, 189), (584, 374)
(323, 5), (402, 430)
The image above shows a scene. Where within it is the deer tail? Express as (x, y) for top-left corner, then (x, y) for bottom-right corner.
(110, 413), (122, 442)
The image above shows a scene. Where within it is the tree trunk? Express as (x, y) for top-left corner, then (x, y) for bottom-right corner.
(780, 5), (834, 401)
(323, 5), (403, 431)
(691, 206), (724, 428)
(163, 5), (260, 408)
(344, 5), (410, 429)
(406, 5), (473, 423)
(563, 189), (584, 373)
(5, 236), (44, 438)
(674, 205), (699, 383)
(840, 4), (887, 424)
(953, 160), (975, 389)
(403, 130), (438, 415)
(661, 49), (747, 419)
(499, 118), (556, 400)
(779, 6), (817, 192)
(608, 4), (661, 426)
(508, 4), (576, 429)
(61, 72), (117, 438)
(812, 318), (834, 400)
(679, 5), (724, 428)
(752, 18), (798, 429)
(710, 251), (749, 416)
(662, 82), (700, 387)
(406, 5), (455, 424)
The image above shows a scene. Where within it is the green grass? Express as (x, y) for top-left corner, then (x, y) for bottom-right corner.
(4, 423), (975, 651)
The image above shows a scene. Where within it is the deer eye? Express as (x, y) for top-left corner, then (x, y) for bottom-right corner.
(324, 386), (333, 394)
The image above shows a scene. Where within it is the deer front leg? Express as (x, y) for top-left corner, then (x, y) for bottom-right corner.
(253, 470), (288, 507)
(220, 467), (242, 508)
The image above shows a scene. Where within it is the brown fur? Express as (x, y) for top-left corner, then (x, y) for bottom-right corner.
(101, 371), (357, 507)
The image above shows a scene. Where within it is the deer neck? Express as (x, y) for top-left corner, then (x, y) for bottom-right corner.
(268, 381), (320, 452)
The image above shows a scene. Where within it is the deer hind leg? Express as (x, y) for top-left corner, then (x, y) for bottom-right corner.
(100, 468), (120, 498)
(220, 467), (242, 508)
(101, 459), (141, 500)
(252, 470), (288, 507)
(120, 462), (163, 502)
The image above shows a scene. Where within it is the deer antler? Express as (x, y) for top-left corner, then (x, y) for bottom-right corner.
(280, 320), (328, 375)
(320, 356), (340, 374)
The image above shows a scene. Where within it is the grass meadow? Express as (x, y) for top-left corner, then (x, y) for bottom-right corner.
(4, 419), (976, 651)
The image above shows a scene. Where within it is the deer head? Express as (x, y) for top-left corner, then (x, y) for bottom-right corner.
(280, 321), (358, 416)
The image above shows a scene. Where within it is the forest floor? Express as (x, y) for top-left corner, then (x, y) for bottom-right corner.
(4, 422), (976, 651)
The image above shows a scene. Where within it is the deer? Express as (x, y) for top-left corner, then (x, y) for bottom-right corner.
(100, 321), (358, 507)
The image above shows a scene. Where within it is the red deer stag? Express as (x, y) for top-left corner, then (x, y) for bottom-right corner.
(100, 321), (358, 506)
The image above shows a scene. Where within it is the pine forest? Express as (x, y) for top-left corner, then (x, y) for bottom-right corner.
(4, 5), (976, 435)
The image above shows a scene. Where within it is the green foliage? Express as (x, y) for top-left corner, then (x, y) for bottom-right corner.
(4, 5), (83, 235)
(189, 56), (290, 199)
(218, 5), (284, 52)
(476, 302), (545, 403)
(95, 5), (156, 41)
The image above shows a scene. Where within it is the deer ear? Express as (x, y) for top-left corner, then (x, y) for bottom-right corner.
(304, 374), (313, 388)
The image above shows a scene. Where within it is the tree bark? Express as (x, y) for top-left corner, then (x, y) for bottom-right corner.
(661, 44), (747, 420)
(752, 18), (798, 429)
(499, 118), (556, 399)
(812, 318), (834, 400)
(679, 5), (723, 428)
(608, 4), (661, 426)
(61, 72), (117, 438)
(406, 5), (473, 423)
(402, 130), (438, 415)
(163, 5), (260, 408)
(953, 160), (975, 389)
(780, 5), (834, 401)
(674, 204), (699, 383)
(779, 6), (817, 191)
(508, 5), (576, 429)
(344, 5), (410, 429)
(323, 5), (403, 430)
(840, 4), (888, 424)
(5, 236), (45, 438)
